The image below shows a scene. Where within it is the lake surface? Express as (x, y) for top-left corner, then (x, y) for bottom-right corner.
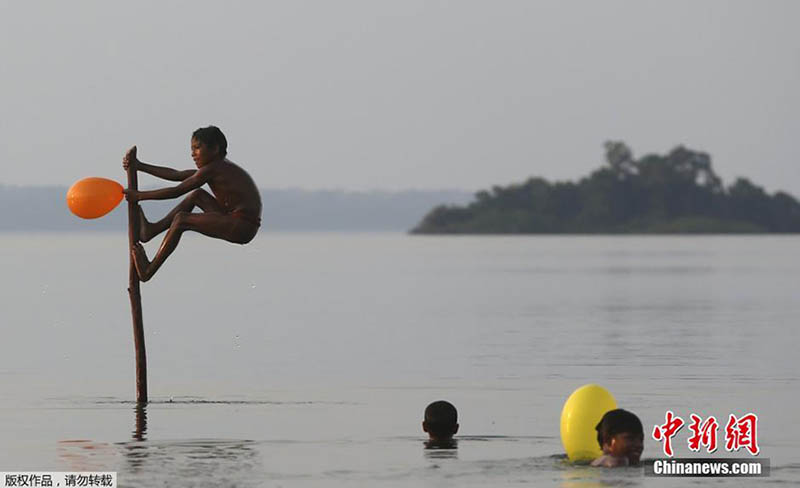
(1, 233), (798, 486)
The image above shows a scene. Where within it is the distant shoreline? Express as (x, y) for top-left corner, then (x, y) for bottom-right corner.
(0, 186), (472, 233)
(412, 143), (800, 235)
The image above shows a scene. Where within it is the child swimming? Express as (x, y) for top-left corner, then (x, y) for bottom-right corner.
(423, 400), (459, 448)
(591, 408), (644, 467)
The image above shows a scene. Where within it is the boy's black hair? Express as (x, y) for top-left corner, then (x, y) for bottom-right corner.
(596, 409), (643, 447)
(424, 400), (458, 437)
(192, 126), (228, 157)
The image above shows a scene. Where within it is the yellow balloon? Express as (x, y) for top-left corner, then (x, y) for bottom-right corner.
(66, 177), (124, 219)
(560, 384), (617, 462)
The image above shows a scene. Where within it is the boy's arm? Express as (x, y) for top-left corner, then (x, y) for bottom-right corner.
(138, 162), (196, 182)
(123, 145), (195, 181)
(127, 165), (214, 201)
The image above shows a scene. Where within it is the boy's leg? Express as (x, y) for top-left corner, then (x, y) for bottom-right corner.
(132, 211), (247, 282)
(139, 189), (223, 242)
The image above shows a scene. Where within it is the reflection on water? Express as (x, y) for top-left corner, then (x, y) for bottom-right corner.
(117, 438), (260, 487)
(424, 438), (458, 460)
(124, 404), (147, 473)
(119, 403), (260, 488)
(57, 439), (118, 472)
(133, 403), (146, 441)
(424, 448), (458, 461)
(58, 404), (262, 488)
(558, 463), (644, 488)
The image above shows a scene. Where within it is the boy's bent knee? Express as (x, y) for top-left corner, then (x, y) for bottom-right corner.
(173, 211), (190, 227)
(189, 189), (207, 201)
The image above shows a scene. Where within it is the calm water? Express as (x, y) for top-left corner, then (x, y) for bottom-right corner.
(1, 232), (798, 486)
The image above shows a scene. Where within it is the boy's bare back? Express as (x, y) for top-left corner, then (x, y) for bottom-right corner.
(203, 159), (262, 220)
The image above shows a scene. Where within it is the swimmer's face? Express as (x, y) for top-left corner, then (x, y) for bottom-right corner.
(191, 137), (219, 167)
(607, 432), (644, 464)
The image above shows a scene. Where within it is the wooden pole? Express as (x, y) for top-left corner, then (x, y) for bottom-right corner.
(126, 164), (148, 403)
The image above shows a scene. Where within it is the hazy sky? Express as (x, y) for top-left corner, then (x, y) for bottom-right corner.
(2, 1), (798, 195)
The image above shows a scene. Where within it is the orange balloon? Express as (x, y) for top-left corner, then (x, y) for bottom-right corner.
(66, 177), (124, 219)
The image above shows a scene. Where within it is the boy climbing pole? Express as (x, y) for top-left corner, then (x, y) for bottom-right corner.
(123, 126), (262, 281)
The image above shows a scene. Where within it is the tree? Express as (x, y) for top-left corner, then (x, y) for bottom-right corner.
(604, 141), (637, 179)
(412, 143), (800, 234)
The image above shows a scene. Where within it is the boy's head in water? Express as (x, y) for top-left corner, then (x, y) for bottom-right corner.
(593, 409), (644, 467)
(423, 400), (459, 445)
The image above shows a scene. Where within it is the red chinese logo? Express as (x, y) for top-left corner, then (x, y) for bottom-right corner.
(687, 414), (718, 453)
(652, 410), (685, 457)
(725, 413), (759, 455)
(653, 411), (760, 457)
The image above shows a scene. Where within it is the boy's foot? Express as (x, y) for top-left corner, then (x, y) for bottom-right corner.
(131, 243), (152, 282)
(138, 207), (153, 243)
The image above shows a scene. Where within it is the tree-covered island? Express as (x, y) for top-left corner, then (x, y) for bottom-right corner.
(411, 142), (800, 234)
